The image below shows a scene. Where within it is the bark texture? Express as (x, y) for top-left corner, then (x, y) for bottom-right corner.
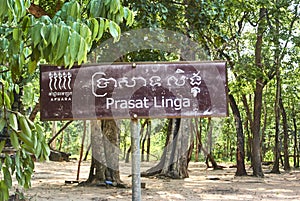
(84, 120), (125, 187)
(228, 94), (247, 176)
(142, 118), (191, 179)
(252, 7), (267, 177)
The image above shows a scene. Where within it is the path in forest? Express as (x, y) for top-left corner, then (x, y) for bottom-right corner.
(14, 161), (300, 201)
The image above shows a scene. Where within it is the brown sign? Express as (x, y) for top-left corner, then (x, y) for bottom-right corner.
(40, 61), (228, 120)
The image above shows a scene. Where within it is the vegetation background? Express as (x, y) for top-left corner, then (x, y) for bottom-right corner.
(0, 0), (299, 200)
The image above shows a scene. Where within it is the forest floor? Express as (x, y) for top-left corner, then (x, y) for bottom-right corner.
(12, 160), (300, 201)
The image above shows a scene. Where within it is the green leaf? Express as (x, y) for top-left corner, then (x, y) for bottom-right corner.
(17, 0), (27, 19)
(15, 151), (20, 169)
(126, 8), (134, 26)
(4, 155), (12, 167)
(14, 84), (20, 94)
(79, 23), (92, 45)
(21, 15), (29, 32)
(55, 25), (70, 62)
(35, 142), (42, 158)
(4, 92), (11, 109)
(3, 166), (12, 188)
(91, 18), (99, 40)
(39, 15), (52, 24)
(0, 118), (5, 131)
(40, 24), (50, 46)
(31, 46), (41, 61)
(10, 131), (20, 150)
(0, 140), (5, 153)
(109, 21), (120, 42)
(35, 124), (44, 135)
(31, 23), (43, 48)
(89, 0), (101, 17)
(24, 0), (30, 9)
(0, 38), (9, 51)
(24, 172), (31, 189)
(0, 0), (8, 18)
(72, 21), (80, 32)
(110, 0), (120, 14)
(104, 19), (110, 31)
(18, 114), (32, 138)
(32, 133), (37, 150)
(9, 113), (18, 131)
(123, 7), (133, 26)
(50, 24), (59, 46)
(63, 46), (71, 67)
(0, 180), (9, 201)
(70, 1), (80, 18)
(28, 59), (37, 74)
(22, 83), (34, 105)
(18, 131), (33, 147)
(105, 0), (112, 6)
(25, 116), (35, 129)
(96, 18), (105, 40)
(77, 37), (87, 64)
(0, 90), (2, 106)
(69, 31), (81, 61)
(42, 142), (50, 160)
(13, 28), (19, 41)
(21, 143), (35, 154)
(115, 12), (123, 24)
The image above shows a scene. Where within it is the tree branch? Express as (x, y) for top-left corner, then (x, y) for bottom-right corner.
(28, 3), (48, 17)
(48, 120), (73, 146)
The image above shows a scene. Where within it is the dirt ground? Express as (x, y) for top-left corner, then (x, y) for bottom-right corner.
(14, 160), (300, 201)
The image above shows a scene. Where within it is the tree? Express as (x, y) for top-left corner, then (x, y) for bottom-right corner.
(86, 120), (124, 186)
(184, 0), (299, 177)
(228, 94), (247, 176)
(142, 118), (191, 178)
(0, 0), (133, 199)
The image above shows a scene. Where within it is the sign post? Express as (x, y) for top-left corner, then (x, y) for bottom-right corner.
(131, 114), (141, 201)
(40, 61), (228, 201)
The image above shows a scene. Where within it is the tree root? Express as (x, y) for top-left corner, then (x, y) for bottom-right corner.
(78, 179), (128, 188)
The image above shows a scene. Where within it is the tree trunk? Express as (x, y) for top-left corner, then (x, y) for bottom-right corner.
(141, 124), (147, 162)
(292, 106), (299, 168)
(194, 118), (221, 170)
(261, 90), (268, 160)
(271, 55), (281, 174)
(279, 97), (290, 171)
(252, 80), (264, 177)
(187, 120), (195, 163)
(228, 94), (247, 176)
(48, 120), (73, 146)
(245, 119), (252, 162)
(271, 5), (284, 173)
(29, 102), (40, 121)
(242, 94), (253, 163)
(83, 144), (91, 161)
(146, 120), (151, 162)
(206, 118), (213, 154)
(141, 120), (148, 162)
(142, 118), (191, 179)
(194, 119), (199, 162)
(84, 120), (124, 187)
(51, 122), (57, 149)
(252, 8), (267, 177)
(125, 120), (147, 163)
(141, 135), (146, 162)
(125, 146), (131, 163)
